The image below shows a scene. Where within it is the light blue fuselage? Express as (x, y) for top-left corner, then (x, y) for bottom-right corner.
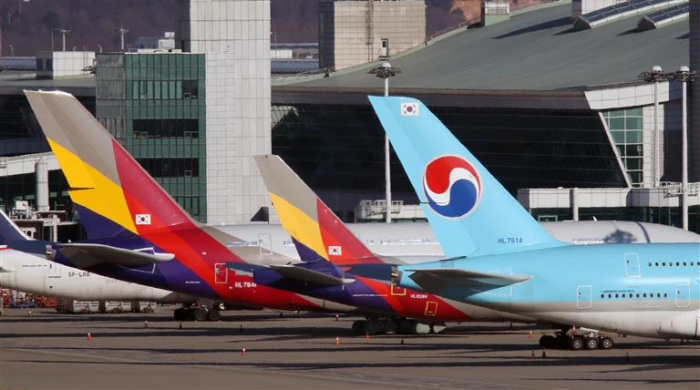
(399, 243), (700, 339)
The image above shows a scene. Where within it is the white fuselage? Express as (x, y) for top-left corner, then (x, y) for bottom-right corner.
(0, 248), (191, 303)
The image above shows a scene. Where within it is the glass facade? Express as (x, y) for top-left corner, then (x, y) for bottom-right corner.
(604, 108), (644, 186)
(96, 53), (207, 221)
(272, 104), (627, 219)
(0, 171), (72, 215)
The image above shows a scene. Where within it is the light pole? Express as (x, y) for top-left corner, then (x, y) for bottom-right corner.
(673, 66), (698, 230)
(640, 66), (669, 188)
(369, 62), (401, 223)
(117, 25), (129, 51)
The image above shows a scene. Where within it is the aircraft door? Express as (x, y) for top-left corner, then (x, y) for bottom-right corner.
(624, 253), (640, 277)
(576, 285), (592, 309)
(675, 283), (690, 308)
(48, 262), (61, 278)
(390, 285), (406, 296)
(214, 263), (228, 284)
(424, 301), (438, 317)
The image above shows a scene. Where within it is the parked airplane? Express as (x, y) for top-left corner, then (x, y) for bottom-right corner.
(23, 90), (355, 317)
(253, 154), (535, 334)
(370, 96), (700, 349)
(19, 90), (698, 335)
(0, 210), (199, 312)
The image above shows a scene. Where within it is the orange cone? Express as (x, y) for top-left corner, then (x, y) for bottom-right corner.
(529, 350), (536, 360)
(335, 314), (339, 322)
(365, 332), (370, 339)
(87, 333), (93, 340)
(241, 348), (246, 356)
(335, 337), (340, 346)
(528, 330), (533, 339)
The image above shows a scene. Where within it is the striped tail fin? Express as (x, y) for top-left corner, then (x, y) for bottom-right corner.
(369, 96), (567, 257)
(254, 154), (384, 266)
(25, 90), (196, 240)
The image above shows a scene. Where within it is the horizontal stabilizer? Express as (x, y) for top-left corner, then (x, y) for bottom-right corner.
(406, 268), (530, 295)
(268, 264), (355, 286)
(55, 243), (174, 269)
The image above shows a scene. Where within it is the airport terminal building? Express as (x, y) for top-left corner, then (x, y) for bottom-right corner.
(1, 0), (699, 234)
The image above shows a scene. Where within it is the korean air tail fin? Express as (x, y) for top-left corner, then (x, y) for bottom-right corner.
(369, 96), (567, 257)
(254, 154), (385, 266)
(25, 90), (196, 240)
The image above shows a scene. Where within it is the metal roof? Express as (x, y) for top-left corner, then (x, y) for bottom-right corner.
(0, 57), (37, 71)
(279, 2), (689, 92)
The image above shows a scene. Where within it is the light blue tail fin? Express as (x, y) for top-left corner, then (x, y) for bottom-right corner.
(369, 96), (567, 257)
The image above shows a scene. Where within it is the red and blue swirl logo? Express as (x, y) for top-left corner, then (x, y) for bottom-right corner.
(423, 155), (482, 218)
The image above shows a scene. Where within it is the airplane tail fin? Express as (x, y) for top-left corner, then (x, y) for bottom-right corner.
(254, 155), (384, 266)
(0, 209), (30, 244)
(25, 90), (196, 240)
(369, 96), (567, 257)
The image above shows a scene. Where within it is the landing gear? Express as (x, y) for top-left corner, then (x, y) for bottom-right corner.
(351, 318), (438, 336)
(173, 304), (222, 322)
(540, 327), (615, 351)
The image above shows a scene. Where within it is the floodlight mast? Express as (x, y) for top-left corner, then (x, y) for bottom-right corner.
(640, 65), (668, 188)
(369, 62), (402, 223)
(673, 66), (698, 230)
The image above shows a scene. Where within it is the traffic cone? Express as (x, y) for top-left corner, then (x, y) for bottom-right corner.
(144, 320), (149, 328)
(529, 350), (536, 360)
(87, 333), (93, 340)
(335, 337), (340, 346)
(541, 349), (547, 358)
(528, 330), (533, 339)
(365, 332), (370, 339)
(335, 314), (339, 322)
(241, 348), (246, 356)
(28, 310), (32, 317)
(400, 338), (405, 345)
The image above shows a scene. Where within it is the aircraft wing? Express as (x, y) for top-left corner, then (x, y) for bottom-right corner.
(406, 268), (531, 295)
(54, 243), (175, 268)
(268, 264), (355, 286)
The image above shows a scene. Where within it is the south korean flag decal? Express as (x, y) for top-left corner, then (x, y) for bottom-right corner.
(328, 245), (342, 256)
(400, 102), (420, 117)
(135, 214), (152, 225)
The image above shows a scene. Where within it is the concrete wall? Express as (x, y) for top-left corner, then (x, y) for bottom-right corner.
(320, 0), (425, 71)
(36, 51), (95, 79)
(177, 0), (271, 224)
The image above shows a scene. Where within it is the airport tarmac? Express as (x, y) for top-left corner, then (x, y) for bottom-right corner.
(0, 307), (698, 390)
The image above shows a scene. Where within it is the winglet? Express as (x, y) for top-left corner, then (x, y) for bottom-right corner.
(369, 96), (567, 257)
(0, 210), (30, 244)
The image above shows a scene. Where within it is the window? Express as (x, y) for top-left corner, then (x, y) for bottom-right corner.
(136, 158), (199, 177)
(132, 119), (199, 138)
(604, 108), (645, 186)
